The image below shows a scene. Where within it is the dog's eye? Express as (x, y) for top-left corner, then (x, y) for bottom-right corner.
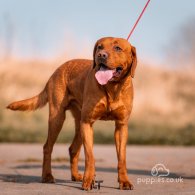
(114, 46), (122, 52)
(97, 45), (103, 50)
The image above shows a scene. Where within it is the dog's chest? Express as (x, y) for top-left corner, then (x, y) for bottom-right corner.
(98, 98), (126, 121)
(89, 86), (133, 122)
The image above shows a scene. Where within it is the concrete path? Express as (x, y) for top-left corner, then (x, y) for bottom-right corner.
(0, 144), (195, 195)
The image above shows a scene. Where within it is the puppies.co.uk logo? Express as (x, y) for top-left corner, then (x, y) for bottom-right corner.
(137, 163), (183, 185)
(151, 163), (170, 177)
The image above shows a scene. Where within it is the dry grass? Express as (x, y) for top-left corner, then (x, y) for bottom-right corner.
(0, 57), (195, 145)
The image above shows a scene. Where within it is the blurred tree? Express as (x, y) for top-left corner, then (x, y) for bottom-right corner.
(166, 17), (195, 68)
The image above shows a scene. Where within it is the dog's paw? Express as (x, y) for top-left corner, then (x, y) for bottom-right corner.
(42, 174), (55, 183)
(119, 180), (134, 190)
(72, 173), (83, 182)
(82, 177), (94, 191)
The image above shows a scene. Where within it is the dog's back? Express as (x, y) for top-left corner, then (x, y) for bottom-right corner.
(7, 59), (93, 112)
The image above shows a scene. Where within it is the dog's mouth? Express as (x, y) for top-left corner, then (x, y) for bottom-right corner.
(95, 63), (123, 85)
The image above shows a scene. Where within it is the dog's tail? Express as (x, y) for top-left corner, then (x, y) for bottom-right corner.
(6, 87), (48, 111)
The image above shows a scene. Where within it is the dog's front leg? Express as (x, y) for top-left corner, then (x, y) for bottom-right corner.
(114, 122), (134, 190)
(81, 122), (95, 190)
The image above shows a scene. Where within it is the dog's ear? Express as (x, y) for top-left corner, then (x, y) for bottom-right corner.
(130, 46), (137, 78)
(93, 41), (98, 69)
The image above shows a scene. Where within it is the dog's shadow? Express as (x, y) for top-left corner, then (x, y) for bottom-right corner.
(10, 164), (195, 179)
(0, 173), (85, 190)
(0, 171), (117, 190)
(0, 164), (194, 185)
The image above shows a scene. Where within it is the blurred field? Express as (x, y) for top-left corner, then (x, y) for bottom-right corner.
(0, 57), (195, 145)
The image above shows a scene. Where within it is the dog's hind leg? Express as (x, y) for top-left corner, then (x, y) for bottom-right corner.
(42, 76), (68, 183)
(42, 105), (66, 183)
(69, 108), (83, 181)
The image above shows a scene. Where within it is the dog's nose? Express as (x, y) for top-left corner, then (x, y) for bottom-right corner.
(98, 51), (108, 59)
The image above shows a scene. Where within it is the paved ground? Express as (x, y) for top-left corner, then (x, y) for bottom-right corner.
(0, 144), (195, 195)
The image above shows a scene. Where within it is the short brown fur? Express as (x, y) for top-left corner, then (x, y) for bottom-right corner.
(7, 37), (137, 190)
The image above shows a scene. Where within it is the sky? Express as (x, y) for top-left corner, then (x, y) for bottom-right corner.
(0, 0), (195, 63)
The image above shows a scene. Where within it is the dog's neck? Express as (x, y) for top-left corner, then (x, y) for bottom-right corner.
(103, 76), (132, 102)
(104, 61), (133, 100)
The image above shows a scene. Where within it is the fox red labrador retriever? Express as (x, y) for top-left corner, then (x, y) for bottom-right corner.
(7, 37), (137, 190)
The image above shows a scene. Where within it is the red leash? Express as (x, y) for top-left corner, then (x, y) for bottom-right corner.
(127, 0), (151, 41)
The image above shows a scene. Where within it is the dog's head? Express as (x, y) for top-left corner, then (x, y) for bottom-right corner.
(93, 37), (137, 85)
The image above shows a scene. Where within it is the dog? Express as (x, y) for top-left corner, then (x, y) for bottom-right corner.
(7, 37), (137, 190)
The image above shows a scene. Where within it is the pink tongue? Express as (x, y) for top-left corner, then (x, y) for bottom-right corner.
(95, 69), (114, 85)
